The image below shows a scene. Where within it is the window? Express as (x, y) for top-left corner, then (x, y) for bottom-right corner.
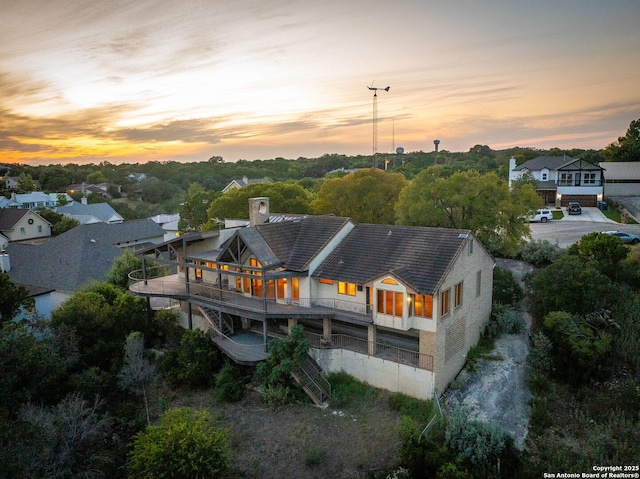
(319, 278), (334, 285)
(382, 278), (398, 285)
(377, 289), (404, 317)
(412, 294), (433, 318)
(291, 277), (299, 301)
(559, 173), (573, 186)
(542, 173), (547, 181)
(276, 278), (286, 298)
(476, 271), (482, 297)
(338, 282), (356, 296)
(584, 173), (596, 184)
(468, 239), (473, 254)
(20, 227), (25, 235)
(38, 225), (42, 233)
(440, 289), (450, 317)
(454, 282), (463, 308)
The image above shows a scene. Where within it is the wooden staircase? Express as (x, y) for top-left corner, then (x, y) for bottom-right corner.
(291, 355), (331, 406)
(200, 306), (234, 336)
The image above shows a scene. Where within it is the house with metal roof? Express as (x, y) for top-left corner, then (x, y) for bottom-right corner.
(508, 156), (604, 207)
(129, 198), (495, 400)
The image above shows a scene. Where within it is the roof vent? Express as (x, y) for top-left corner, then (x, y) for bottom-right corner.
(90, 238), (96, 243)
(338, 259), (344, 265)
(388, 231), (392, 236)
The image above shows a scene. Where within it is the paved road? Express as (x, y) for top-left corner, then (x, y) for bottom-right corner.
(529, 207), (640, 248)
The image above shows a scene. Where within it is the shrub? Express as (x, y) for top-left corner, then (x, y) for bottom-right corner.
(388, 392), (434, 424)
(518, 239), (564, 267)
(157, 329), (222, 389)
(527, 332), (553, 373)
(213, 362), (245, 403)
(492, 267), (524, 306)
(326, 371), (379, 408)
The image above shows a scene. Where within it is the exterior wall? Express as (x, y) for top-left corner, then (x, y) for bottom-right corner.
(50, 290), (73, 313)
(5, 212), (51, 242)
(604, 182), (640, 197)
(432, 237), (494, 393)
(310, 347), (436, 400)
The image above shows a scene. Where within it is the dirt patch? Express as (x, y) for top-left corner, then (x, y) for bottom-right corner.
(168, 388), (403, 479)
(443, 259), (534, 450)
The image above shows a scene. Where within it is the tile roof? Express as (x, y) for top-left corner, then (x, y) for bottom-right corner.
(313, 224), (471, 295)
(256, 216), (353, 271)
(6, 219), (165, 291)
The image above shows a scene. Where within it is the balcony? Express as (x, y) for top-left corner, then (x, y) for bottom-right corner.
(128, 272), (373, 325)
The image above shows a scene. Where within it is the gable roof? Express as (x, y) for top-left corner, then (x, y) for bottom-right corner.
(255, 216), (353, 271)
(6, 219), (165, 292)
(313, 224), (472, 295)
(57, 201), (124, 223)
(599, 161), (640, 180)
(514, 156), (575, 171)
(0, 208), (29, 231)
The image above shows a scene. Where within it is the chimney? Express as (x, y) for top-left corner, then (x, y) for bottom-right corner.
(242, 176), (248, 185)
(81, 196), (88, 205)
(249, 197), (270, 226)
(0, 250), (10, 272)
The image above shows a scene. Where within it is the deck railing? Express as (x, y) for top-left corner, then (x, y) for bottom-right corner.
(305, 332), (434, 371)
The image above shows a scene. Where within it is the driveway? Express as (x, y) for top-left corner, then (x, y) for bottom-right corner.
(529, 207), (640, 248)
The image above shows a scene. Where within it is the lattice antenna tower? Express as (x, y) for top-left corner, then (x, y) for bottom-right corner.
(367, 84), (390, 162)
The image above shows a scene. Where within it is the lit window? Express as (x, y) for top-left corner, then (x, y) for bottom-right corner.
(377, 289), (404, 317)
(412, 294), (433, 318)
(319, 278), (334, 285)
(291, 277), (299, 300)
(454, 282), (463, 308)
(382, 278), (398, 285)
(440, 289), (450, 317)
(338, 282), (356, 296)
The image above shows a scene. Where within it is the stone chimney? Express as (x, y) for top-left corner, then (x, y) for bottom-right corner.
(249, 197), (270, 226)
(0, 250), (10, 273)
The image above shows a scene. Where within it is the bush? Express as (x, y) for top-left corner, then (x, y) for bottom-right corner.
(213, 362), (245, 403)
(527, 332), (553, 373)
(492, 267), (524, 306)
(518, 239), (564, 267)
(327, 371), (378, 409)
(158, 329), (222, 389)
(388, 392), (434, 424)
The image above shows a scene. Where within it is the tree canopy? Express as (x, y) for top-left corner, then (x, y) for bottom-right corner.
(602, 118), (640, 162)
(313, 168), (408, 224)
(0, 272), (32, 323)
(395, 167), (541, 256)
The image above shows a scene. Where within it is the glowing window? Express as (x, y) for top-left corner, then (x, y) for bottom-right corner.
(292, 277), (299, 300)
(413, 294), (433, 318)
(382, 278), (398, 285)
(338, 282), (356, 296)
(319, 278), (334, 285)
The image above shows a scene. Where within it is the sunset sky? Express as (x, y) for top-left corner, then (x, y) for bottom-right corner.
(2, 0), (639, 165)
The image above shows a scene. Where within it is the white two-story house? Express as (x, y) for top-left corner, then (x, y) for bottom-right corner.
(129, 198), (495, 400)
(508, 156), (604, 207)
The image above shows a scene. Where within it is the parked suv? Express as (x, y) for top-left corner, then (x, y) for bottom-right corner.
(568, 202), (582, 215)
(530, 209), (553, 223)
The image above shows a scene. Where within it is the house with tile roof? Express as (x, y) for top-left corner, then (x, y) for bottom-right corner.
(4, 219), (166, 318)
(222, 176), (271, 194)
(129, 198), (495, 400)
(508, 156), (604, 207)
(0, 209), (52, 247)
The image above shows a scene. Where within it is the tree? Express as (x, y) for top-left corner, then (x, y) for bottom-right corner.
(0, 272), (32, 323)
(395, 167), (541, 256)
(567, 232), (630, 280)
(117, 332), (157, 424)
(526, 255), (618, 320)
(17, 393), (113, 479)
(179, 183), (219, 233)
(17, 172), (36, 192)
(492, 267), (524, 306)
(312, 168), (408, 224)
(127, 407), (230, 479)
(204, 182), (311, 227)
(56, 192), (70, 207)
(35, 208), (79, 235)
(602, 118), (640, 162)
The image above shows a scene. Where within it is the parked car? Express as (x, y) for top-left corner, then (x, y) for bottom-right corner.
(568, 202), (582, 215)
(530, 209), (553, 223)
(604, 231), (640, 245)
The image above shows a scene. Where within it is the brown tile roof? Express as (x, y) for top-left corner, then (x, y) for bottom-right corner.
(312, 224), (471, 295)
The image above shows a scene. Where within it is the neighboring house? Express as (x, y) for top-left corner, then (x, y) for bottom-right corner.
(0, 196), (21, 209)
(599, 161), (640, 197)
(149, 213), (181, 241)
(222, 176), (271, 194)
(508, 156), (604, 207)
(11, 192), (73, 209)
(66, 182), (121, 199)
(4, 219), (166, 318)
(56, 199), (124, 224)
(4, 176), (20, 190)
(128, 173), (148, 183)
(130, 198), (494, 400)
(0, 209), (52, 244)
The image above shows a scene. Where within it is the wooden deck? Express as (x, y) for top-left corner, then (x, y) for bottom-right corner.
(129, 275), (373, 325)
